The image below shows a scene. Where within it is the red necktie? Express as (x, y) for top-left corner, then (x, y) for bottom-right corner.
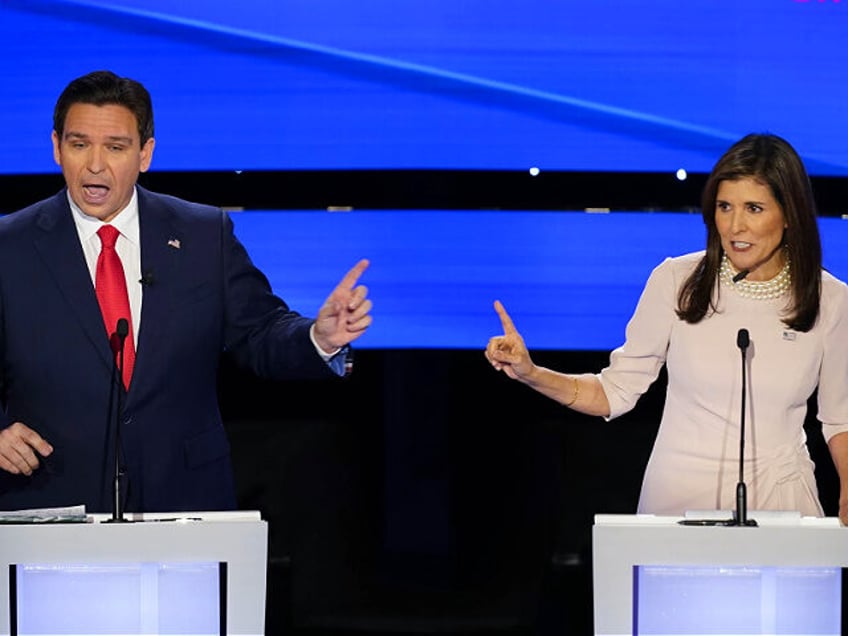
(95, 225), (135, 389)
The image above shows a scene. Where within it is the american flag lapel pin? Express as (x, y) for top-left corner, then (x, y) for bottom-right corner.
(167, 237), (181, 249)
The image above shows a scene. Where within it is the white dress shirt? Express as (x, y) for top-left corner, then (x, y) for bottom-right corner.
(68, 189), (142, 348)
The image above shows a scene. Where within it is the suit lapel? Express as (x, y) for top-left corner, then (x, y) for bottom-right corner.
(132, 188), (181, 396)
(32, 192), (115, 373)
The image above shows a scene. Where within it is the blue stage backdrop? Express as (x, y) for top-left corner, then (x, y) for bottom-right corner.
(231, 210), (848, 350)
(0, 0), (846, 176)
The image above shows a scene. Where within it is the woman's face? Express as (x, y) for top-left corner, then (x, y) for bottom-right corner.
(714, 177), (787, 281)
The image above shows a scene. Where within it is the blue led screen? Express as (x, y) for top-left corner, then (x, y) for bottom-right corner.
(231, 210), (848, 350)
(1, 0), (846, 176)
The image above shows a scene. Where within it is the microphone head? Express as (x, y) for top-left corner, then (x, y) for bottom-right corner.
(732, 269), (750, 283)
(737, 328), (750, 350)
(116, 318), (130, 338)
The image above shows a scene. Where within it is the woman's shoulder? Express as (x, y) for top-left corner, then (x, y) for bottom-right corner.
(816, 270), (848, 333)
(638, 251), (704, 300)
(665, 250), (705, 267)
(822, 268), (847, 289)
(821, 269), (848, 305)
(650, 250), (704, 279)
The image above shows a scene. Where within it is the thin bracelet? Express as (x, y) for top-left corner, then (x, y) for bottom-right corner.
(564, 375), (579, 407)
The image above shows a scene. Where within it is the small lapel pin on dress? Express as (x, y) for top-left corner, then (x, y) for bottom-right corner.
(167, 238), (181, 249)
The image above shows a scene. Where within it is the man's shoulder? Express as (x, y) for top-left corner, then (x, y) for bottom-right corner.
(0, 190), (66, 235)
(137, 186), (222, 222)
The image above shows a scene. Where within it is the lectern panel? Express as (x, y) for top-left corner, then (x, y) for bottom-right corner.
(634, 565), (841, 636)
(10, 562), (224, 636)
(0, 512), (266, 636)
(593, 514), (848, 636)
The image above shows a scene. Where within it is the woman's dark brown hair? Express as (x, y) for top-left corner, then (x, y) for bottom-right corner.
(676, 133), (821, 332)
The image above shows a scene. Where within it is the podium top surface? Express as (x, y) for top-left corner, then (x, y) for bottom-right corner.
(0, 507), (263, 525)
(88, 509), (263, 523)
(594, 512), (841, 528)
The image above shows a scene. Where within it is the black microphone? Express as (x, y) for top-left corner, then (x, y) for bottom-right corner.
(105, 318), (132, 523)
(679, 328), (758, 528)
(733, 328), (757, 527)
(139, 270), (155, 287)
(736, 327), (749, 350)
(732, 244), (785, 284)
(732, 269), (750, 283)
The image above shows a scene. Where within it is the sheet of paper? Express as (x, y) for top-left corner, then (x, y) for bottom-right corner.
(0, 504), (88, 524)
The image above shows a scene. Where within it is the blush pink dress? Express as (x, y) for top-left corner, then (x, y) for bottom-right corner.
(598, 251), (848, 516)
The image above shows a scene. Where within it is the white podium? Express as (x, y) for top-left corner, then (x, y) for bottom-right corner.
(593, 513), (846, 636)
(0, 510), (267, 636)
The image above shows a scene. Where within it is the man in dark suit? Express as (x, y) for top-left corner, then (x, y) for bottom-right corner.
(0, 70), (372, 513)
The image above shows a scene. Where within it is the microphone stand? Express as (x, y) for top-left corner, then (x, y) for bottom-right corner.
(731, 328), (757, 527)
(678, 327), (758, 527)
(105, 318), (131, 524)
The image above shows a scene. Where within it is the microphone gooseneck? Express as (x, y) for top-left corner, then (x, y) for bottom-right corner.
(678, 328), (758, 528)
(106, 318), (131, 524)
(734, 327), (757, 527)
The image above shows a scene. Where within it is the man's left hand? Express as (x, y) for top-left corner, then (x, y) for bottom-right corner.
(313, 259), (373, 353)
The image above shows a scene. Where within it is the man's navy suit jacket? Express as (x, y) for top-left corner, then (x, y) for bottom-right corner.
(0, 186), (334, 513)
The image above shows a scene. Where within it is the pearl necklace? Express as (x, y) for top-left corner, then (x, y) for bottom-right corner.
(720, 253), (791, 300)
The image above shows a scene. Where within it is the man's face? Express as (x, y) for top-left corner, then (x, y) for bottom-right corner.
(52, 103), (155, 222)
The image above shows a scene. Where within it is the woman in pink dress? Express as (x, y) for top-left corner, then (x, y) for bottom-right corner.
(486, 133), (848, 524)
